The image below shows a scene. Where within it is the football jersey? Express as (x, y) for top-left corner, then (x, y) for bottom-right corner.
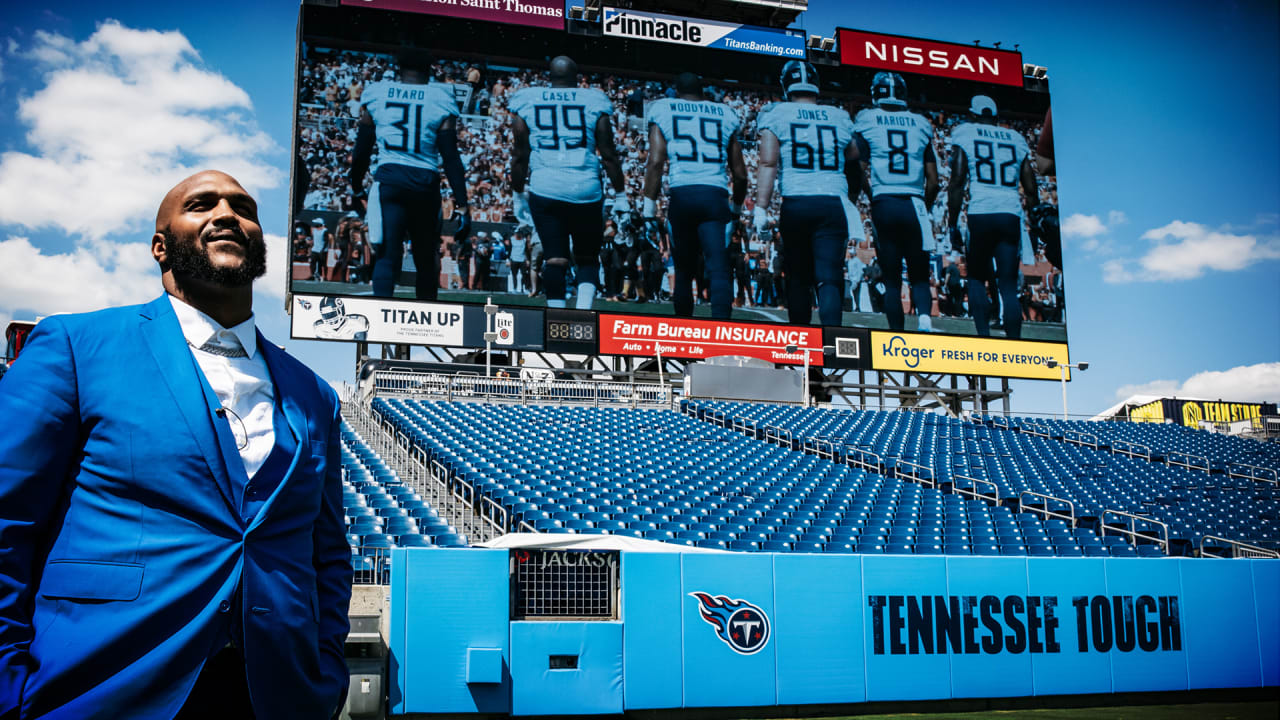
(755, 102), (856, 198)
(361, 80), (459, 173)
(646, 98), (742, 190)
(950, 122), (1031, 216)
(509, 86), (614, 204)
(853, 107), (934, 198)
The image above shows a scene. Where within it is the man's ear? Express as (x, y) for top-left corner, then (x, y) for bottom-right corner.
(151, 232), (169, 270)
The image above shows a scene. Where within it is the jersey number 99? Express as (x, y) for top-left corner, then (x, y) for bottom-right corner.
(533, 104), (588, 150)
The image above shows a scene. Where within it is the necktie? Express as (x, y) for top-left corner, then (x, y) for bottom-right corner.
(189, 338), (249, 359)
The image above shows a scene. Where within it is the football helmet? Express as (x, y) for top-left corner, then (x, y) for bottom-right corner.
(319, 296), (346, 326)
(780, 60), (820, 98)
(870, 71), (908, 108)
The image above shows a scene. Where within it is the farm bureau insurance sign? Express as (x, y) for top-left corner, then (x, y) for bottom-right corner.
(341, 0), (565, 30)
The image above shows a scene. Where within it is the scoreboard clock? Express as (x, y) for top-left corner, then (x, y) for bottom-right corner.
(545, 309), (598, 354)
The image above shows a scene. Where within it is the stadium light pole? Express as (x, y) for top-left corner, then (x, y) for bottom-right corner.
(1046, 359), (1089, 420)
(482, 297), (498, 378)
(786, 344), (837, 407)
(655, 342), (665, 399)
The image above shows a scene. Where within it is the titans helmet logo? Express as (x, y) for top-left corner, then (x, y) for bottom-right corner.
(689, 592), (770, 655)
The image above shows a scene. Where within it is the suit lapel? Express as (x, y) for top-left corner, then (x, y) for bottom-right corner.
(138, 295), (239, 513)
(249, 333), (308, 531)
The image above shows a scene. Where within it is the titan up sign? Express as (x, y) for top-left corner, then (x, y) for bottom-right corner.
(837, 28), (1024, 87)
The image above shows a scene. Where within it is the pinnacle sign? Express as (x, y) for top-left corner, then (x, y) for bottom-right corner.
(602, 7), (805, 58)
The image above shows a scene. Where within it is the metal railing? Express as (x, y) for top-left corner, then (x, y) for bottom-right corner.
(764, 425), (793, 447)
(1165, 450), (1211, 475)
(1021, 422), (1051, 438)
(357, 404), (509, 544)
(1199, 536), (1280, 559)
(1109, 439), (1152, 461)
(953, 474), (1000, 506)
(895, 459), (936, 488)
(844, 445), (882, 473)
(1227, 462), (1279, 485)
(1063, 429), (1098, 449)
(812, 438), (839, 461)
(1100, 509), (1169, 554)
(372, 370), (673, 409)
(1018, 490), (1077, 528)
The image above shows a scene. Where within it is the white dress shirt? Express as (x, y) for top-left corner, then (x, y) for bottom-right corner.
(168, 294), (275, 478)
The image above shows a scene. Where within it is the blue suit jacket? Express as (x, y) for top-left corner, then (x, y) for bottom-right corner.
(0, 296), (351, 719)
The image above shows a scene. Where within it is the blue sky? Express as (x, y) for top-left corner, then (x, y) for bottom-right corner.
(0, 0), (1276, 416)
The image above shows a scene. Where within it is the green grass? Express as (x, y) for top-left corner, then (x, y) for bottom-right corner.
(757, 700), (1278, 720)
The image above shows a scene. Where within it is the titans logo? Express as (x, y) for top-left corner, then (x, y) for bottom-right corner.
(689, 592), (770, 655)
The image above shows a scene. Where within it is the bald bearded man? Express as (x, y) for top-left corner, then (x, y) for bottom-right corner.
(0, 171), (351, 719)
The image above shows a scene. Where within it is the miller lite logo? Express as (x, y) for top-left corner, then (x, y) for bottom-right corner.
(689, 592), (770, 655)
(495, 311), (515, 346)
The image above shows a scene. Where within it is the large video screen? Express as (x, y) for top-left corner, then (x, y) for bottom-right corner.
(289, 3), (1068, 378)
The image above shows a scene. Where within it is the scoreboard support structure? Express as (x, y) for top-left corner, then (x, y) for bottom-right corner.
(360, 343), (1012, 418)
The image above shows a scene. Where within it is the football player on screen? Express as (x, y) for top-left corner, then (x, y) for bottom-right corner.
(853, 71), (939, 332)
(642, 72), (748, 319)
(754, 61), (862, 327)
(509, 55), (627, 309)
(351, 50), (471, 300)
(948, 95), (1037, 339)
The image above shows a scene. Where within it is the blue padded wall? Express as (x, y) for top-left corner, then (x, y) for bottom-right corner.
(1104, 558), (1189, 692)
(621, 552), (684, 709)
(389, 548), (510, 715)
(510, 622), (623, 716)
(390, 550), (1278, 717)
(681, 552), (777, 708)
(1026, 557), (1113, 696)
(862, 555), (952, 701)
(1181, 560), (1262, 688)
(945, 557), (1034, 699)
(773, 554), (865, 705)
(1253, 560), (1280, 687)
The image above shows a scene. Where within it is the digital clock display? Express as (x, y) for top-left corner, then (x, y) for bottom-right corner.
(544, 310), (598, 354)
(548, 321), (594, 342)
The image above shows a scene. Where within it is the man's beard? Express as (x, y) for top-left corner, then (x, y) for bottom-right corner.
(163, 228), (267, 288)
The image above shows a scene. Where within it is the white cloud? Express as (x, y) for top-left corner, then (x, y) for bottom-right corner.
(1062, 213), (1107, 239)
(1, 232), (291, 330)
(1115, 363), (1280, 404)
(1103, 220), (1280, 283)
(1106, 210), (1128, 226)
(0, 20), (280, 240)
(0, 235), (158, 328)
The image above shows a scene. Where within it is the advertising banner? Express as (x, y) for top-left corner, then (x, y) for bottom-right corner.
(1172, 399), (1271, 430)
(870, 331), (1069, 380)
(292, 294), (464, 345)
(1130, 399), (1166, 423)
(291, 293), (545, 349)
(339, 0), (565, 30)
(602, 7), (805, 58)
(599, 315), (822, 366)
(837, 28), (1024, 87)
